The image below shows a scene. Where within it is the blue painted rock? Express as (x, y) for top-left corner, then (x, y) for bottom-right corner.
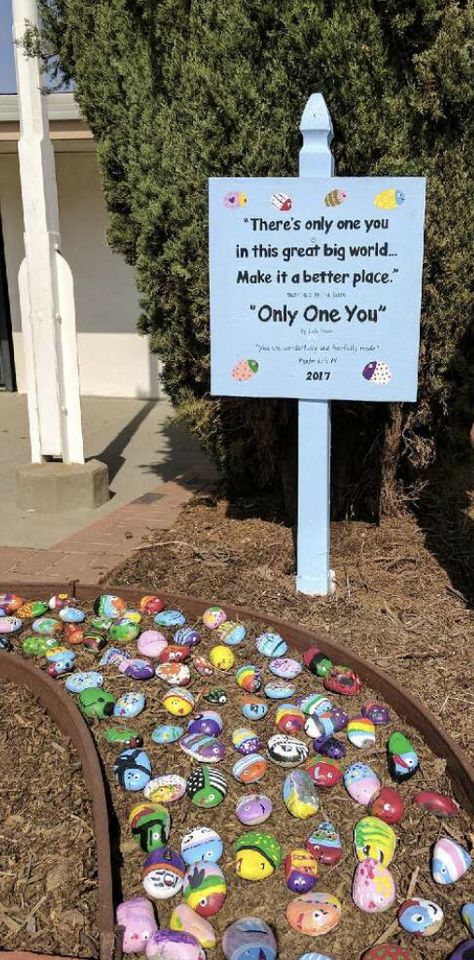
(59, 606), (85, 623)
(255, 631), (288, 658)
(232, 728), (261, 755)
(269, 657), (302, 679)
(182, 862), (226, 917)
(186, 766), (228, 808)
(236, 665), (262, 693)
(202, 606), (227, 629)
(398, 897), (444, 936)
(352, 858), (395, 912)
(432, 837), (472, 884)
(267, 734), (308, 767)
(462, 904), (474, 934)
(151, 724), (183, 745)
(155, 609), (186, 627)
(174, 626), (200, 647)
(99, 646), (129, 666)
(119, 658), (155, 681)
(241, 697), (268, 721)
(187, 711), (223, 737)
(94, 594), (126, 618)
(46, 648), (76, 677)
(413, 790), (459, 817)
(305, 756), (342, 789)
(137, 630), (168, 657)
(285, 848), (318, 893)
(216, 620), (246, 645)
(302, 647), (333, 678)
(283, 769), (320, 818)
(114, 692), (146, 719)
(145, 775), (187, 804)
(286, 892), (341, 936)
(222, 917), (277, 960)
(142, 846), (186, 899)
(181, 826), (223, 864)
(306, 821), (342, 865)
(146, 929), (205, 960)
(180, 733), (226, 763)
(114, 748), (152, 791)
(298, 954), (337, 960)
(387, 732), (419, 782)
(65, 671), (103, 693)
(304, 713), (335, 740)
(315, 737), (346, 760)
(344, 762), (380, 805)
(264, 679), (296, 700)
(169, 903), (216, 949)
(236, 794), (273, 826)
(347, 716), (376, 748)
(233, 754), (267, 784)
(361, 701), (390, 725)
(296, 693), (332, 716)
(0, 616), (22, 634)
(275, 703), (305, 734)
(448, 941), (474, 960)
(155, 662), (191, 686)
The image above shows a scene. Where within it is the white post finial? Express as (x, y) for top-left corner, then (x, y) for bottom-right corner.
(299, 93), (334, 179)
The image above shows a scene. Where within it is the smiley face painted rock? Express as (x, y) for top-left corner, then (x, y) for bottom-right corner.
(324, 665), (361, 696)
(145, 775), (187, 804)
(283, 769), (320, 819)
(264, 679), (296, 700)
(210, 644), (235, 670)
(267, 734), (308, 768)
(347, 717), (376, 748)
(302, 647), (333, 679)
(286, 892), (341, 936)
(180, 733), (226, 763)
(155, 662), (191, 686)
(275, 703), (305, 734)
(232, 728), (261, 755)
(236, 665), (262, 693)
(169, 903), (216, 950)
(235, 832), (283, 881)
(398, 897), (444, 936)
(142, 846), (186, 900)
(353, 858), (395, 913)
(114, 748), (152, 791)
(387, 732), (419, 782)
(285, 848), (318, 893)
(155, 609), (186, 627)
(129, 802), (171, 853)
(0, 616), (23, 634)
(306, 821), (342, 865)
(139, 595), (165, 615)
(202, 606), (227, 630)
(146, 929), (205, 960)
(174, 626), (200, 647)
(354, 817), (396, 865)
(163, 687), (195, 717)
(222, 917), (277, 960)
(216, 620), (246, 645)
(181, 827), (223, 865)
(432, 838), (472, 884)
(305, 756), (342, 789)
(241, 697), (269, 721)
(361, 701), (390, 725)
(159, 644), (191, 664)
(233, 753), (267, 784)
(46, 647), (76, 678)
(183, 862), (226, 917)
(413, 790), (459, 817)
(65, 671), (104, 693)
(370, 786), (405, 825)
(188, 711), (223, 737)
(296, 693), (333, 717)
(114, 691), (146, 719)
(137, 630), (168, 658)
(255, 631), (288, 658)
(117, 897), (158, 954)
(344, 762), (380, 805)
(79, 687), (115, 719)
(236, 794), (273, 826)
(152, 725), (183, 745)
(186, 766), (227, 808)
(269, 656), (302, 679)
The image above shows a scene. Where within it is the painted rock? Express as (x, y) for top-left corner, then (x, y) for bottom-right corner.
(17, 600), (49, 618)
(114, 692), (146, 719)
(193, 655), (214, 677)
(106, 728), (143, 748)
(117, 897), (158, 954)
(235, 831), (283, 880)
(100, 646), (129, 667)
(275, 703), (305, 734)
(83, 631), (107, 653)
(217, 620), (246, 645)
(155, 609), (186, 627)
(241, 697), (268, 721)
(361, 701), (390, 725)
(0, 616), (22, 634)
(65, 671), (103, 693)
(114, 748), (152, 791)
(432, 837), (472, 884)
(139, 595), (165, 615)
(180, 733), (226, 763)
(306, 821), (342, 865)
(387, 732), (419, 782)
(0, 593), (23, 614)
(94, 594), (126, 618)
(236, 794), (273, 826)
(462, 903), (474, 934)
(47, 594), (74, 612)
(398, 897), (444, 936)
(155, 662), (191, 686)
(186, 766), (227, 808)
(129, 802), (171, 852)
(264, 680), (296, 700)
(286, 892), (341, 936)
(90, 616), (114, 632)
(183, 862), (226, 917)
(22, 635), (57, 656)
(267, 734), (308, 767)
(285, 848), (318, 893)
(137, 630), (168, 658)
(143, 846), (186, 899)
(46, 648), (77, 677)
(159, 644), (191, 664)
(79, 687), (115, 719)
(163, 687), (195, 717)
(297, 955), (337, 960)
(316, 737), (346, 760)
(370, 786), (405, 825)
(296, 693), (333, 717)
(361, 947), (418, 960)
(119, 658), (155, 681)
(146, 929), (205, 960)
(232, 728), (261, 755)
(145, 775), (187, 804)
(236, 665), (262, 693)
(269, 656), (302, 679)
(283, 769), (320, 819)
(122, 609), (142, 624)
(152, 724), (183, 745)
(222, 917), (277, 960)
(204, 688), (227, 705)
(188, 711), (223, 737)
(109, 619), (140, 643)
(413, 790), (459, 817)
(233, 753), (267, 784)
(324, 665), (361, 696)
(0, 637), (11, 650)
(181, 827), (223, 865)
(305, 756), (342, 789)
(255, 631), (288, 658)
(330, 706), (349, 732)
(169, 903), (216, 949)
(304, 713), (335, 740)
(175, 626), (200, 647)
(344, 762), (381, 805)
(354, 816), (396, 865)
(348, 716), (376, 748)
(447, 941), (474, 960)
(202, 606), (227, 629)
(64, 624), (84, 645)
(302, 647), (333, 679)
(209, 644), (235, 670)
(59, 606), (85, 624)
(353, 858), (396, 912)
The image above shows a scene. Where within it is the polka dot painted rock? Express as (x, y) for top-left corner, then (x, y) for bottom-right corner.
(155, 662), (191, 686)
(361, 946), (418, 959)
(432, 838), (472, 884)
(302, 646), (333, 678)
(113, 748), (152, 791)
(305, 756), (342, 789)
(324, 665), (362, 696)
(264, 679), (296, 700)
(17, 600), (48, 618)
(361, 701), (390, 725)
(181, 827), (223, 865)
(283, 769), (320, 819)
(236, 665), (262, 693)
(354, 816), (396, 865)
(235, 794), (273, 826)
(316, 737), (346, 760)
(155, 609), (186, 627)
(182, 862), (226, 917)
(113, 692), (146, 719)
(222, 917), (277, 960)
(370, 786), (405, 824)
(202, 606), (227, 630)
(146, 929), (205, 960)
(137, 631), (168, 658)
(269, 657), (302, 679)
(234, 831), (283, 880)
(186, 766), (227, 808)
(347, 716), (376, 748)
(330, 706), (349, 731)
(188, 711), (223, 737)
(145, 775), (187, 804)
(152, 725), (183, 745)
(285, 848), (318, 893)
(204, 688), (227, 705)
(22, 635), (57, 656)
(163, 687), (195, 717)
(209, 645), (235, 671)
(241, 697), (269, 721)
(216, 620), (246, 645)
(174, 626), (200, 647)
(267, 734), (308, 768)
(255, 631), (288, 658)
(352, 858), (396, 913)
(142, 846), (186, 900)
(286, 892), (341, 936)
(193, 655), (214, 677)
(398, 897), (444, 936)
(169, 903), (216, 950)
(275, 703), (305, 734)
(344, 762), (380, 805)
(139, 595), (165, 615)
(180, 733), (226, 763)
(306, 821), (342, 865)
(232, 727), (261, 755)
(233, 753), (267, 784)
(387, 732), (419, 783)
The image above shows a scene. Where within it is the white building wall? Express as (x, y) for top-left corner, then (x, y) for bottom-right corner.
(0, 150), (160, 398)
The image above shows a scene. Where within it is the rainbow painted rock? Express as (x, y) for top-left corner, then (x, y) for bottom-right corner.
(94, 594), (126, 618)
(202, 606), (227, 630)
(217, 620), (246, 645)
(222, 917), (277, 960)
(241, 697), (269, 721)
(152, 724), (183, 745)
(285, 848), (318, 893)
(137, 630), (168, 658)
(398, 897), (444, 936)
(65, 671), (104, 693)
(160, 645), (191, 664)
(163, 687), (195, 717)
(139, 595), (165, 615)
(129, 802), (171, 853)
(255, 631), (288, 658)
(232, 728), (261, 755)
(413, 790), (459, 817)
(306, 821), (342, 865)
(316, 737), (346, 760)
(117, 897), (158, 954)
(305, 756), (342, 789)
(324, 665), (361, 696)
(145, 775), (187, 804)
(447, 941), (474, 960)
(180, 733), (226, 763)
(113, 692), (145, 719)
(209, 644), (235, 670)
(155, 662), (191, 686)
(120, 658), (155, 681)
(183, 862), (226, 917)
(83, 631), (107, 653)
(344, 762), (380, 805)
(302, 647), (333, 678)
(432, 837), (472, 884)
(146, 929), (205, 960)
(114, 748), (152, 791)
(286, 892), (341, 936)
(169, 903), (216, 949)
(296, 693), (332, 717)
(181, 827), (223, 865)
(79, 687), (115, 719)
(269, 656), (302, 679)
(354, 816), (396, 865)
(188, 711), (223, 737)
(106, 728), (143, 748)
(283, 769), (320, 819)
(275, 703), (305, 734)
(233, 753), (267, 784)
(236, 794), (273, 826)
(370, 786), (405, 825)
(234, 831), (283, 880)
(347, 716), (376, 748)
(264, 679), (296, 700)
(267, 734), (308, 767)
(186, 766), (227, 808)
(143, 846), (186, 900)
(193, 655), (214, 677)
(353, 858), (395, 912)
(155, 609), (186, 627)
(361, 946), (418, 960)
(361, 701), (390, 725)
(387, 732), (419, 782)
(462, 903), (474, 934)
(174, 626), (200, 647)
(236, 665), (262, 693)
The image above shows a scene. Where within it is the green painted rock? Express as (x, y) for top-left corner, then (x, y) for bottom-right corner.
(79, 687), (116, 719)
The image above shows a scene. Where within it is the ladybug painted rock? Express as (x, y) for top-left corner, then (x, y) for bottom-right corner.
(324, 665), (361, 696)
(370, 786), (405, 825)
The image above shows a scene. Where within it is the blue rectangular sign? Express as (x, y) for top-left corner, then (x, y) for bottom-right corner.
(209, 177), (425, 401)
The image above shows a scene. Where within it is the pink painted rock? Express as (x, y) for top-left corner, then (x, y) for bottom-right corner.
(352, 858), (396, 913)
(117, 897), (158, 954)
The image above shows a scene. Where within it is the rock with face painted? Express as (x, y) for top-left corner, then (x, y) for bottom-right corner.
(222, 917), (277, 960)
(305, 756), (342, 789)
(186, 766), (228, 808)
(398, 897), (444, 936)
(182, 862), (227, 917)
(181, 827), (223, 865)
(352, 858), (396, 913)
(235, 794), (273, 826)
(267, 734), (308, 768)
(142, 846), (186, 900)
(129, 802), (171, 853)
(233, 753), (267, 784)
(354, 817), (396, 865)
(146, 930), (205, 960)
(432, 838), (472, 885)
(370, 786), (405, 825)
(286, 892), (341, 936)
(241, 697), (269, 721)
(113, 748), (152, 792)
(275, 703), (305, 734)
(344, 762), (380, 805)
(285, 848), (318, 893)
(163, 687), (195, 718)
(117, 897), (158, 955)
(306, 821), (342, 866)
(234, 832), (283, 881)
(387, 732), (419, 782)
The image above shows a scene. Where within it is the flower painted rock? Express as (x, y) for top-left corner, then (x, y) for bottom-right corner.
(241, 697), (269, 721)
(119, 658), (155, 681)
(145, 775), (187, 804)
(193, 655), (214, 677)
(267, 734), (308, 767)
(236, 794), (273, 826)
(285, 848), (318, 893)
(232, 728), (261, 755)
(269, 656), (302, 679)
(202, 606), (227, 630)
(413, 790), (459, 817)
(137, 630), (168, 658)
(302, 647), (333, 679)
(170, 903), (216, 949)
(222, 917), (277, 960)
(233, 753), (267, 784)
(159, 644), (191, 664)
(286, 892), (341, 936)
(106, 728), (143, 748)
(370, 786), (405, 825)
(306, 821), (342, 865)
(387, 732), (419, 782)
(234, 832), (282, 881)
(180, 733), (226, 763)
(146, 930), (205, 960)
(353, 858), (395, 913)
(181, 827), (223, 865)
(155, 662), (191, 686)
(344, 762), (380, 805)
(361, 701), (390, 725)
(361, 946), (418, 960)
(94, 594), (126, 618)
(354, 816), (396, 865)
(275, 703), (305, 734)
(264, 679), (296, 700)
(432, 838), (472, 884)
(65, 671), (104, 693)
(283, 769), (320, 819)
(186, 766), (227, 808)
(447, 940), (474, 960)
(217, 620), (246, 645)
(316, 737), (346, 760)
(210, 644), (235, 670)
(255, 631), (288, 658)
(188, 711), (223, 737)
(155, 609), (186, 627)
(236, 665), (262, 693)
(79, 687), (115, 719)
(296, 693), (332, 717)
(129, 802), (171, 852)
(304, 713), (335, 741)
(398, 897), (444, 936)
(347, 717), (376, 748)
(117, 897), (158, 954)
(305, 756), (342, 789)
(152, 724), (183, 745)
(324, 665), (361, 696)
(204, 687), (227, 705)
(139, 595), (165, 615)
(462, 904), (474, 935)
(142, 846), (186, 900)
(183, 862), (226, 917)
(114, 692), (146, 719)
(114, 748), (152, 791)
(163, 687), (195, 717)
